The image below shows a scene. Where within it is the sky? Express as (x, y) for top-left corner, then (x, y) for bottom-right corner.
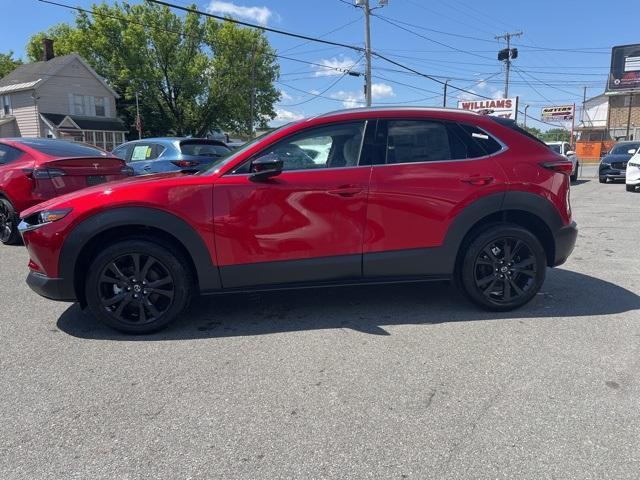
(2, 0), (639, 130)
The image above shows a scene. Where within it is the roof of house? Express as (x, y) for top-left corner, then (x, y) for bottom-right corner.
(41, 112), (128, 132)
(0, 53), (119, 98)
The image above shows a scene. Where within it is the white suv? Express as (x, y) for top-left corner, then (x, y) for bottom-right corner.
(626, 149), (640, 192)
(546, 141), (579, 182)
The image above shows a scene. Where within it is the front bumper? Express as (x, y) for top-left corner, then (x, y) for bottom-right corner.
(599, 166), (626, 180)
(553, 221), (578, 267)
(26, 271), (76, 302)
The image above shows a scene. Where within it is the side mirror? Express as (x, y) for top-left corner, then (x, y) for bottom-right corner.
(250, 153), (283, 181)
(628, 149), (637, 155)
(566, 150), (576, 156)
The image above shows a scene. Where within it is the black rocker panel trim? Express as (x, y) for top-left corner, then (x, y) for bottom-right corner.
(59, 207), (221, 294)
(219, 254), (361, 289)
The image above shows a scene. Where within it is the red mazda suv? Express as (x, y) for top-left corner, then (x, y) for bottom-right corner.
(0, 138), (130, 245)
(20, 108), (577, 333)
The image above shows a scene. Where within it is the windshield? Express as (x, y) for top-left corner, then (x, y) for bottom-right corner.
(547, 144), (562, 154)
(198, 123), (295, 175)
(180, 142), (230, 157)
(610, 143), (640, 155)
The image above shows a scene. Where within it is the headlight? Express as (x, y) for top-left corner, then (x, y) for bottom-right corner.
(19, 208), (72, 233)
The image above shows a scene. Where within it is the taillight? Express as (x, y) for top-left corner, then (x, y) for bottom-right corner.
(171, 160), (199, 168)
(32, 168), (67, 179)
(540, 161), (573, 175)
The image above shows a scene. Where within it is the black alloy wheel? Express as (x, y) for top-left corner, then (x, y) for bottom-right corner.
(98, 253), (175, 326)
(86, 239), (191, 333)
(459, 224), (546, 311)
(0, 198), (20, 245)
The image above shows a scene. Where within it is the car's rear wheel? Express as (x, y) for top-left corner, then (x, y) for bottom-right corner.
(85, 239), (192, 333)
(627, 184), (637, 192)
(0, 198), (21, 245)
(458, 224), (546, 311)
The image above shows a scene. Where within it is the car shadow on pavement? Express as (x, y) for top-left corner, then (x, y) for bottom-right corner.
(57, 267), (640, 340)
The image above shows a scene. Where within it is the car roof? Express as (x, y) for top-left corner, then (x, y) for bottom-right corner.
(315, 106), (480, 119)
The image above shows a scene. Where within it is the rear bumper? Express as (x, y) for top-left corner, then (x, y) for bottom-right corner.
(26, 271), (76, 302)
(552, 221), (578, 267)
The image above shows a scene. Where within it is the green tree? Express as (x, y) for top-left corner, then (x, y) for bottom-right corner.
(25, 2), (280, 137)
(540, 128), (571, 143)
(0, 51), (23, 79)
(520, 125), (542, 138)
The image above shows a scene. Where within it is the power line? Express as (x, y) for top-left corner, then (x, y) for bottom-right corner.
(145, 0), (365, 53)
(36, 0), (361, 77)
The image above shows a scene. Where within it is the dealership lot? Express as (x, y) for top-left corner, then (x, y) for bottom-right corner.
(1, 166), (639, 479)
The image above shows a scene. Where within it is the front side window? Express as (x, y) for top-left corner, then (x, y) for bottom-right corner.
(94, 97), (105, 116)
(235, 121), (366, 173)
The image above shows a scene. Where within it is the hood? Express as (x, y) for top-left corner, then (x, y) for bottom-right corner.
(20, 171), (186, 218)
(601, 153), (633, 163)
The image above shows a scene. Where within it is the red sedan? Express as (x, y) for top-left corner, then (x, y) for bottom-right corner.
(0, 138), (130, 245)
(19, 107), (577, 333)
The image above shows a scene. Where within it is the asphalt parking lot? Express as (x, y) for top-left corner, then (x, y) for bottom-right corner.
(1, 165), (639, 479)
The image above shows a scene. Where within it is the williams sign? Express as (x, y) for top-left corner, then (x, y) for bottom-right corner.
(457, 97), (518, 120)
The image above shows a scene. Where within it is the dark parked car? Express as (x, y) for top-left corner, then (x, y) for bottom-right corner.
(599, 141), (640, 183)
(112, 138), (231, 175)
(20, 107), (577, 333)
(0, 138), (130, 245)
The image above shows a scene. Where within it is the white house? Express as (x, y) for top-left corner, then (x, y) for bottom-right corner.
(0, 44), (127, 151)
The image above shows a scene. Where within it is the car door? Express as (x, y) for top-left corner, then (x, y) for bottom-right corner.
(363, 118), (508, 277)
(213, 121), (372, 289)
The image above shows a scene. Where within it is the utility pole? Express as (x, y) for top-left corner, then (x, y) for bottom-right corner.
(356, 0), (387, 107)
(135, 91), (141, 140)
(362, 0), (373, 107)
(443, 79), (449, 108)
(495, 31), (522, 98)
(524, 104), (529, 128)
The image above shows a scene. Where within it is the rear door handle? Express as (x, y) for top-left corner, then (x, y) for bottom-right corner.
(461, 175), (494, 186)
(327, 185), (363, 197)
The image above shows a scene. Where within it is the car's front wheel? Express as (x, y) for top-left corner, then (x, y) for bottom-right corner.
(458, 224), (547, 311)
(0, 198), (21, 245)
(599, 177), (607, 183)
(627, 184), (637, 192)
(85, 239), (192, 333)
(570, 162), (578, 182)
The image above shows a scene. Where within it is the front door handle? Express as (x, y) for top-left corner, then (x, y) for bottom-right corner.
(327, 185), (363, 197)
(461, 175), (494, 186)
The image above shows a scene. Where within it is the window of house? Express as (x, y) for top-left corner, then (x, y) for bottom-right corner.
(73, 94), (85, 115)
(105, 132), (115, 152)
(1, 95), (10, 116)
(94, 131), (105, 149)
(95, 97), (105, 116)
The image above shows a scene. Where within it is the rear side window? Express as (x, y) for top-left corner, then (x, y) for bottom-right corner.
(458, 124), (503, 156)
(129, 143), (163, 162)
(0, 144), (23, 164)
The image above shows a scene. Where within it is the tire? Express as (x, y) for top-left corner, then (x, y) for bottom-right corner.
(570, 163), (578, 183)
(457, 224), (547, 312)
(627, 184), (636, 192)
(0, 198), (21, 245)
(85, 239), (192, 333)
(599, 177), (606, 184)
